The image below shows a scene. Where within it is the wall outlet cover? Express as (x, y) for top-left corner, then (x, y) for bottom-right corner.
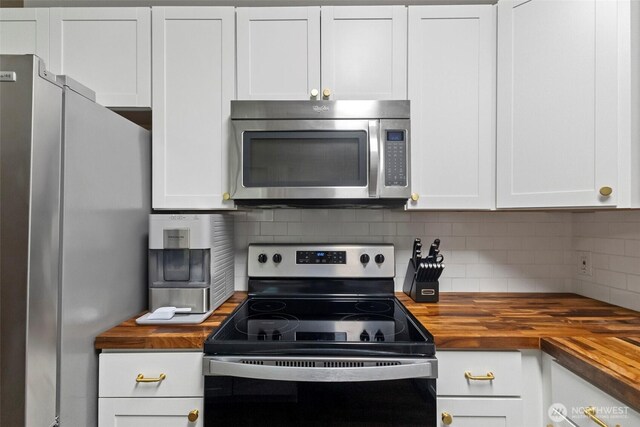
(577, 251), (592, 276)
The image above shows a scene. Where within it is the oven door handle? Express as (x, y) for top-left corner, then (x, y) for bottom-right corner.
(204, 358), (436, 382)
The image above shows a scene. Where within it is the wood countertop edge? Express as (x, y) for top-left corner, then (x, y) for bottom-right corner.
(541, 337), (640, 414)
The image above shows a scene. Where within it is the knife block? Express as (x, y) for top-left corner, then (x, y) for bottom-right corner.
(402, 260), (439, 303)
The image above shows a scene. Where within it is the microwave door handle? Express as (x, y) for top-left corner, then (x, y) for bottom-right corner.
(368, 120), (380, 198)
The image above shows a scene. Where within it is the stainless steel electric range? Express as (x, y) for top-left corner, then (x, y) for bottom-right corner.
(203, 244), (437, 427)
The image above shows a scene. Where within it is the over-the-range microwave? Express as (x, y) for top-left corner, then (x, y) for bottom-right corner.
(228, 100), (411, 207)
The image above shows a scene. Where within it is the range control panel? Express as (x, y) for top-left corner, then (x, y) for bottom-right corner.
(248, 244), (395, 279)
(296, 251), (346, 264)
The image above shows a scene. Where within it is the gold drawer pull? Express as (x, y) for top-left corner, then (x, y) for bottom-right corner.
(188, 409), (199, 422)
(464, 371), (495, 381)
(441, 411), (453, 425)
(136, 373), (166, 383)
(584, 407), (609, 427)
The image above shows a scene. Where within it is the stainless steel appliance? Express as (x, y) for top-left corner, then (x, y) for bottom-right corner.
(203, 244), (437, 426)
(149, 214), (234, 314)
(229, 100), (411, 206)
(0, 55), (150, 427)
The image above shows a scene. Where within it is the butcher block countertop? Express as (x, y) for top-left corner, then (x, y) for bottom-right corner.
(95, 292), (640, 411)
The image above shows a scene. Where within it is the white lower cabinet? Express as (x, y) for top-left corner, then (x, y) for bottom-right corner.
(98, 352), (203, 427)
(99, 397), (203, 427)
(437, 397), (522, 427)
(437, 351), (524, 426)
(549, 360), (640, 427)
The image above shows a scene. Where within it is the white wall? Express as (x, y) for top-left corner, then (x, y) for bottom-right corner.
(233, 209), (575, 293)
(573, 211), (640, 311)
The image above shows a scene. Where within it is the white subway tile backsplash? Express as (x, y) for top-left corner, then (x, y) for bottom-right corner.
(592, 238), (625, 255)
(594, 269), (627, 290)
(355, 209), (384, 222)
(369, 222), (397, 236)
(572, 211), (640, 311)
(465, 237), (494, 250)
(232, 209), (640, 309)
(260, 222), (287, 236)
(452, 278), (479, 292)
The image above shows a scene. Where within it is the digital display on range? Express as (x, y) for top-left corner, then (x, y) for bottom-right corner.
(296, 251), (346, 264)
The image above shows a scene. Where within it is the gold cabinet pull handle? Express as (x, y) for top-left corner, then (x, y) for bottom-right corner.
(322, 88), (331, 99)
(583, 407), (608, 427)
(464, 371), (495, 381)
(410, 193), (419, 202)
(188, 409), (199, 422)
(599, 186), (613, 197)
(136, 373), (166, 383)
(441, 411), (453, 425)
(222, 192), (231, 201)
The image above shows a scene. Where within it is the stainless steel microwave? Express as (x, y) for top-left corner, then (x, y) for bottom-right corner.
(228, 100), (410, 206)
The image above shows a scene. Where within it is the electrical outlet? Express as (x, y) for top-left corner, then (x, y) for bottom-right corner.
(577, 251), (592, 276)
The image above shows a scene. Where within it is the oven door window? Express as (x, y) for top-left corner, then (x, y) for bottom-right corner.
(205, 377), (436, 427)
(242, 131), (368, 187)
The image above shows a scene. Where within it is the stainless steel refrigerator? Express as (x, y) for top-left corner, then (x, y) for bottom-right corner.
(0, 54), (150, 427)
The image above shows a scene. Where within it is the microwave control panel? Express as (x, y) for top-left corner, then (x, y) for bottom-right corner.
(384, 130), (407, 187)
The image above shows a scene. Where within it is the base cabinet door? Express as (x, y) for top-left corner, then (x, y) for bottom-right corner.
(550, 361), (640, 427)
(98, 397), (203, 427)
(407, 5), (496, 210)
(437, 397), (523, 427)
(152, 7), (235, 209)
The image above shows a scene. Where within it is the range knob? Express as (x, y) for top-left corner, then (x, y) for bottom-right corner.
(258, 253), (268, 264)
(273, 253), (282, 263)
(360, 254), (370, 264)
(359, 330), (370, 342)
(375, 254), (385, 264)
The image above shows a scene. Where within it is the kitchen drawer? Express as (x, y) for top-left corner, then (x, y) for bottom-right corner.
(550, 361), (640, 427)
(437, 351), (522, 397)
(99, 352), (203, 398)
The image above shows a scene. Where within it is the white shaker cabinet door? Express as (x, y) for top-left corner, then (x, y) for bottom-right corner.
(152, 7), (235, 210)
(407, 6), (496, 210)
(497, 0), (621, 208)
(98, 397), (203, 427)
(237, 7), (320, 100)
(321, 6), (407, 100)
(0, 8), (49, 65)
(437, 397), (523, 427)
(49, 7), (151, 107)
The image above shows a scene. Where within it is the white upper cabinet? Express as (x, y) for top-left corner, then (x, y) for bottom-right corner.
(497, 0), (622, 208)
(321, 6), (407, 100)
(0, 8), (49, 65)
(49, 8), (151, 107)
(236, 6), (407, 101)
(237, 7), (320, 100)
(152, 7), (235, 210)
(407, 5), (496, 210)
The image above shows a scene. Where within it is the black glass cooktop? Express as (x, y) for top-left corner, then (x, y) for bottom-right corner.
(204, 298), (435, 357)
